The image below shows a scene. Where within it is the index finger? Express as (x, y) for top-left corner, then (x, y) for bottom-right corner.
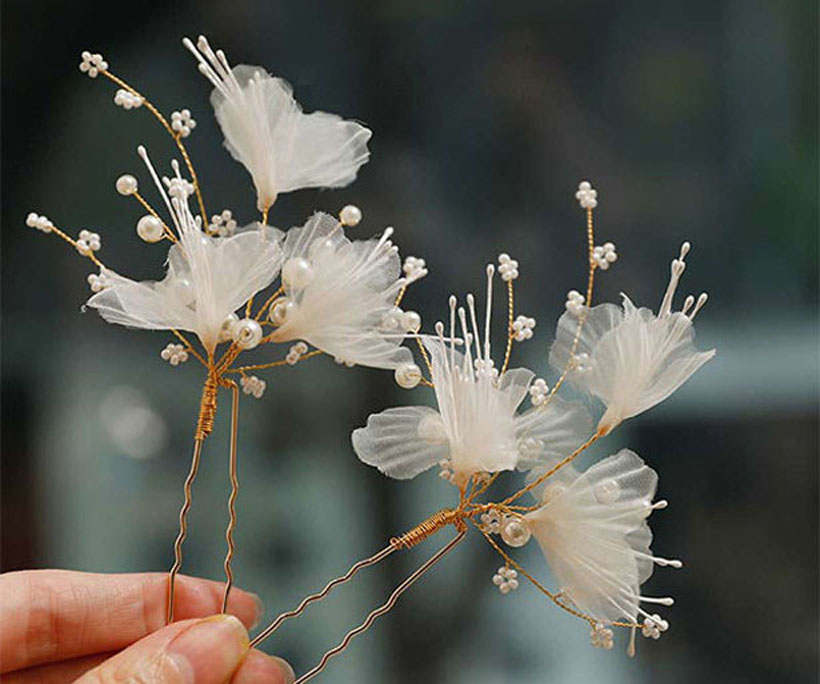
(0, 570), (263, 673)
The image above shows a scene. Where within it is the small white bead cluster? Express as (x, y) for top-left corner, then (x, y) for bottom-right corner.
(565, 289), (585, 317)
(334, 357), (356, 368)
(402, 256), (428, 283)
(492, 566), (519, 595)
(240, 374), (266, 399)
(394, 362), (422, 389)
(160, 343), (189, 366)
(79, 51), (107, 78)
(438, 458), (455, 483)
(474, 358), (498, 380)
(529, 378), (549, 406)
(641, 614), (669, 640)
(26, 212), (53, 233)
(164, 176), (195, 200)
(76, 229), (101, 255)
(339, 204), (362, 227)
(575, 180), (598, 209)
(114, 89), (143, 109)
(382, 306), (422, 333)
(512, 315), (536, 341)
(572, 352), (593, 374)
(590, 622), (614, 650)
(479, 509), (501, 534)
(498, 253), (519, 281)
(286, 341), (309, 365)
(208, 209), (237, 237)
(171, 109), (197, 138)
(87, 271), (109, 292)
(593, 242), (618, 270)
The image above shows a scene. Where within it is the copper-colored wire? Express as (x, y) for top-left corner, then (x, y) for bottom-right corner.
(221, 380), (240, 613)
(393, 283), (407, 307)
(195, 372), (219, 440)
(100, 69), (208, 226)
(167, 436), (204, 623)
(500, 279), (515, 375)
(389, 508), (465, 549)
(415, 336), (433, 379)
(131, 191), (177, 242)
(293, 530), (466, 684)
(254, 286), (285, 321)
(250, 544), (397, 647)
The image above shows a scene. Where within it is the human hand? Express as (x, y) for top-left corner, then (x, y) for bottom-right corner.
(0, 570), (294, 683)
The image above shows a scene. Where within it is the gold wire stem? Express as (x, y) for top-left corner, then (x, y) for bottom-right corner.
(474, 522), (594, 624)
(415, 336), (434, 379)
(245, 296), (255, 319)
(221, 381), (241, 613)
(292, 530), (466, 684)
(261, 205), (270, 226)
(131, 191), (177, 242)
(501, 431), (601, 506)
(170, 329), (207, 367)
(254, 286), (285, 321)
(250, 544), (397, 648)
(46, 224), (104, 269)
(500, 279), (515, 376)
(394, 283), (407, 307)
(167, 436), (204, 623)
(544, 207), (598, 403)
(100, 69), (208, 226)
(226, 350), (324, 375)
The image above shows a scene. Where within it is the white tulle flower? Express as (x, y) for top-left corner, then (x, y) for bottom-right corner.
(550, 242), (715, 435)
(86, 149), (283, 352)
(266, 211), (414, 370)
(524, 449), (681, 627)
(184, 35), (372, 212)
(352, 266), (592, 484)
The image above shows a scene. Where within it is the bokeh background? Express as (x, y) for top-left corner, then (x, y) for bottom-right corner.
(2, 1), (817, 682)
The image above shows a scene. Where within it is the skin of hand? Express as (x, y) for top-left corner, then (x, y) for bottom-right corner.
(0, 570), (294, 684)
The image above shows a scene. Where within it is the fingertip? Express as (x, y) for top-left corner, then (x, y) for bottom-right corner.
(173, 576), (262, 629)
(231, 650), (295, 684)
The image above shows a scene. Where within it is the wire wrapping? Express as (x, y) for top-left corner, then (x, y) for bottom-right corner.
(195, 371), (219, 440)
(390, 508), (465, 549)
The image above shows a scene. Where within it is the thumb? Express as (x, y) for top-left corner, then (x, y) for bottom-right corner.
(76, 615), (250, 684)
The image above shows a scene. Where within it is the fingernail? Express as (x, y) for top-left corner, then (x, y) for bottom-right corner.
(250, 593), (265, 630)
(269, 655), (296, 684)
(167, 615), (249, 684)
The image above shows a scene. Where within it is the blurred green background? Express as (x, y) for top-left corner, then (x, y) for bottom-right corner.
(2, 1), (817, 682)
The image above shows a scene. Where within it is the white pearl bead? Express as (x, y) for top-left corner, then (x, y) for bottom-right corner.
(282, 257), (314, 290)
(269, 297), (295, 326)
(500, 517), (532, 548)
(219, 313), (239, 343)
(339, 204), (362, 227)
(400, 310), (422, 333)
(233, 318), (263, 349)
(394, 362), (422, 389)
(116, 174), (138, 196)
(136, 215), (164, 243)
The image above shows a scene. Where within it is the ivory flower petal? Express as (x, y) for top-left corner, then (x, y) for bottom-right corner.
(524, 449), (680, 626)
(550, 242), (715, 434)
(267, 212), (413, 370)
(185, 36), (371, 211)
(87, 198), (282, 352)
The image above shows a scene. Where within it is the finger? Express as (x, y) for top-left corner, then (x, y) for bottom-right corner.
(76, 615), (249, 684)
(0, 570), (263, 673)
(230, 650), (295, 684)
(2, 652), (112, 684)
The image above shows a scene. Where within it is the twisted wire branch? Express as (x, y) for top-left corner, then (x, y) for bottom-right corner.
(221, 380), (241, 613)
(293, 530), (466, 684)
